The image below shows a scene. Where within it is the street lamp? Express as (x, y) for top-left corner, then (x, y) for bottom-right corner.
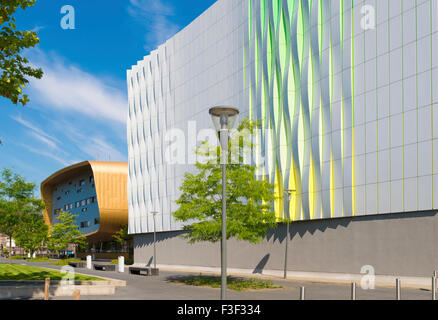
(283, 189), (295, 279)
(209, 106), (239, 300)
(151, 211), (159, 271)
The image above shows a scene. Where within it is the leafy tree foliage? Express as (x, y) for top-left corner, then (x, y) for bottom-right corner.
(173, 119), (277, 244)
(0, 168), (45, 263)
(112, 224), (132, 252)
(13, 212), (47, 256)
(47, 210), (86, 255)
(0, 0), (43, 105)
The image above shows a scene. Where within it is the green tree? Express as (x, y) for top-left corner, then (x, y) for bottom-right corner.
(13, 212), (48, 257)
(0, 168), (44, 263)
(0, 0), (43, 105)
(112, 224), (132, 252)
(47, 210), (86, 257)
(173, 119), (277, 244)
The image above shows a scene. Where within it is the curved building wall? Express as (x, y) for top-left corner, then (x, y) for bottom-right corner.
(127, 0), (248, 234)
(127, 0), (438, 235)
(41, 161), (128, 242)
(50, 170), (100, 235)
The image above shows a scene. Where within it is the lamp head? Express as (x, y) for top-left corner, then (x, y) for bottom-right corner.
(209, 106), (240, 131)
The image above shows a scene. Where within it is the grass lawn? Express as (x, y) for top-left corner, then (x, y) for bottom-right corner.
(169, 275), (283, 291)
(0, 263), (104, 281)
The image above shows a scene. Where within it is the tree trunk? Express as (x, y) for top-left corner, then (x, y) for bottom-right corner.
(8, 236), (12, 264)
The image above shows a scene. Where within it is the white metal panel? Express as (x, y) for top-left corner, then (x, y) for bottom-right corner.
(391, 146), (404, 181)
(418, 141), (433, 177)
(366, 152), (378, 184)
(378, 149), (391, 183)
(389, 17), (403, 52)
(355, 154), (366, 186)
(418, 71), (432, 109)
(418, 38), (431, 75)
(402, 8), (416, 46)
(377, 85), (390, 119)
(377, 54), (390, 88)
(390, 81), (403, 115)
(366, 121), (378, 153)
(391, 113), (404, 148)
(378, 118), (390, 151)
(366, 183), (378, 215)
(355, 185), (366, 216)
(434, 174), (438, 209)
(404, 143), (418, 179)
(418, 106), (432, 142)
(377, 22), (389, 57)
(376, 0), (389, 25)
(403, 76), (416, 112)
(405, 177), (418, 212)
(404, 110), (417, 146)
(378, 181), (391, 214)
(391, 179), (404, 213)
(418, 175), (432, 211)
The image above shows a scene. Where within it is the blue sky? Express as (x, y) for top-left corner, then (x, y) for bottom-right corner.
(0, 0), (216, 194)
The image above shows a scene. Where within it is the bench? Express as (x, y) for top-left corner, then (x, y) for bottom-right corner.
(93, 264), (116, 272)
(68, 261), (85, 268)
(129, 267), (159, 276)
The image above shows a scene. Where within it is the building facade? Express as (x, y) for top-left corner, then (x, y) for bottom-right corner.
(0, 234), (15, 255)
(41, 161), (128, 242)
(127, 0), (438, 277)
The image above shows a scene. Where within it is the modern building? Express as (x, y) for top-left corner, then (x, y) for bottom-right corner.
(127, 0), (438, 277)
(41, 161), (128, 243)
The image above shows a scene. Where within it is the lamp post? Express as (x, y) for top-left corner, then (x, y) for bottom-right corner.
(151, 211), (159, 270)
(209, 106), (239, 300)
(283, 189), (295, 279)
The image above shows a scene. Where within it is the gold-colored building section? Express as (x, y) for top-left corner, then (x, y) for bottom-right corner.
(41, 161), (128, 242)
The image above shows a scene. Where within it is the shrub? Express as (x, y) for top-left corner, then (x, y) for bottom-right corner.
(27, 257), (54, 262)
(11, 255), (27, 260)
(51, 258), (84, 266)
(169, 275), (283, 291)
(110, 257), (133, 265)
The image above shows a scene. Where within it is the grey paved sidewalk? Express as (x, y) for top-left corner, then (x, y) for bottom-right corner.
(0, 258), (434, 300)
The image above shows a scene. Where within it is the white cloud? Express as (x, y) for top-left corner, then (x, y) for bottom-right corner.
(11, 115), (62, 150)
(51, 119), (127, 162)
(9, 50), (128, 168)
(28, 131), (58, 150)
(82, 136), (127, 162)
(27, 50), (127, 125)
(31, 25), (45, 33)
(127, 0), (180, 51)
(18, 143), (73, 167)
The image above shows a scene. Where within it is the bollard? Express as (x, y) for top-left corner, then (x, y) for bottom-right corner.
(118, 256), (125, 273)
(86, 255), (92, 269)
(74, 289), (80, 300)
(44, 278), (50, 300)
(351, 282), (356, 300)
(433, 277), (436, 301)
(396, 278), (401, 300)
(434, 271), (437, 278)
(300, 286), (305, 300)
